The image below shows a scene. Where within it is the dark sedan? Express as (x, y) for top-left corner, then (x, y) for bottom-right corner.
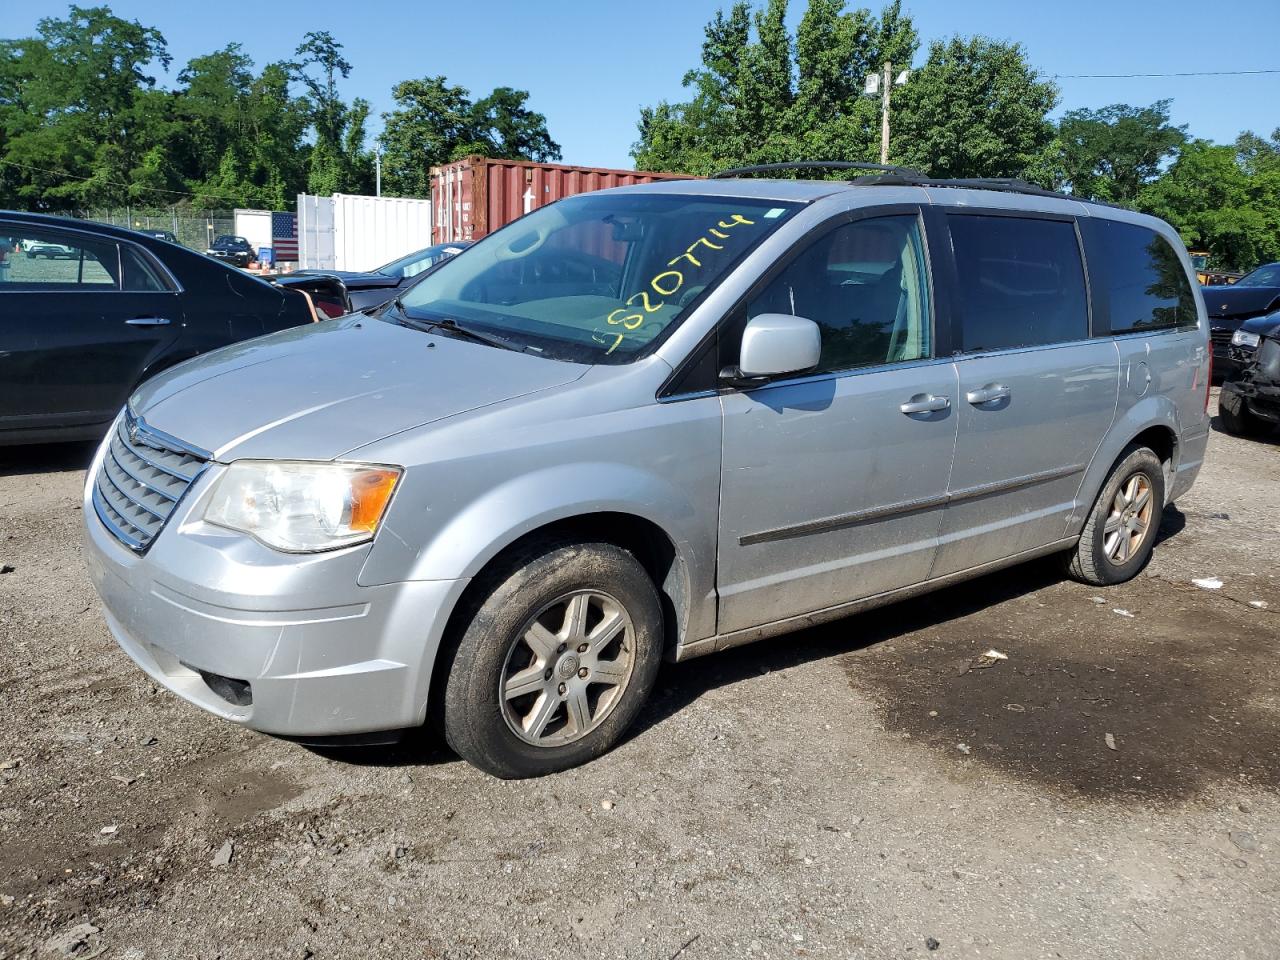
(206, 234), (258, 268)
(0, 212), (317, 446)
(293, 242), (471, 311)
(1204, 262), (1280, 380)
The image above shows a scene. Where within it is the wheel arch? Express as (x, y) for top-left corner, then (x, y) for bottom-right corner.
(423, 509), (695, 731)
(1068, 399), (1182, 536)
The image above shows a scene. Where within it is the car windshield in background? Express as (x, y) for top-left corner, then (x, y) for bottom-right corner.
(396, 193), (797, 363)
(1235, 264), (1280, 287)
(377, 243), (467, 280)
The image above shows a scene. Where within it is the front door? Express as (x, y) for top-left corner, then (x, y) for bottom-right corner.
(0, 223), (181, 434)
(717, 211), (959, 634)
(932, 211), (1120, 576)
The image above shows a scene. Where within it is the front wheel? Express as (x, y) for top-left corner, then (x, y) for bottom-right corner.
(1064, 445), (1165, 586)
(1219, 388), (1270, 437)
(442, 541), (664, 778)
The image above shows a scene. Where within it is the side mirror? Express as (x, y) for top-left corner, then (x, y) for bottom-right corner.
(722, 313), (821, 386)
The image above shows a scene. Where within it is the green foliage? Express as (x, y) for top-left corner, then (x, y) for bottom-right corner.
(0, 5), (500, 211)
(1056, 100), (1187, 203)
(891, 36), (1057, 179)
(378, 78), (560, 197)
(633, 0), (918, 175)
(1138, 136), (1280, 271)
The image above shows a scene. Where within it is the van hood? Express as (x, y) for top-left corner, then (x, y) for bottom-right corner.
(131, 316), (589, 462)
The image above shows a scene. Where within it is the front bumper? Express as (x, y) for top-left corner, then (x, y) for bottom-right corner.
(82, 450), (468, 737)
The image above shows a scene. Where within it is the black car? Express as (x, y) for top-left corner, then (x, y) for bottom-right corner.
(292, 241), (471, 311)
(1219, 311), (1280, 438)
(0, 211), (318, 446)
(206, 234), (258, 268)
(140, 229), (178, 244)
(1203, 262), (1280, 380)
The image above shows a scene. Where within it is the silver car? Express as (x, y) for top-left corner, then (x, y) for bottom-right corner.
(83, 172), (1211, 778)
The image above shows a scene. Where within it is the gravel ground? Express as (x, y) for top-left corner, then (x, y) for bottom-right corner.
(1, 392), (1277, 959)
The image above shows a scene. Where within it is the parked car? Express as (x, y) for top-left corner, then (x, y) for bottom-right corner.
(293, 242), (471, 311)
(1219, 311), (1280, 437)
(206, 235), (257, 268)
(139, 229), (178, 244)
(25, 240), (77, 259)
(83, 168), (1210, 778)
(1203, 262), (1280, 380)
(0, 211), (318, 446)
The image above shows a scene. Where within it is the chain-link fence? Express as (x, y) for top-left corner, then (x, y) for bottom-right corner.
(79, 207), (235, 252)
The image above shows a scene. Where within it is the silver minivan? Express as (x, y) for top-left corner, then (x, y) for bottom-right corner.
(83, 168), (1212, 778)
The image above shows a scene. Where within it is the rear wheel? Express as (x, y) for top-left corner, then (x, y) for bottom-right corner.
(442, 541), (663, 778)
(1065, 445), (1165, 586)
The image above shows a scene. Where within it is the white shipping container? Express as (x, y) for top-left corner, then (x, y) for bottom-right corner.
(296, 193), (432, 272)
(332, 194), (433, 271)
(232, 209), (273, 256)
(297, 194), (336, 271)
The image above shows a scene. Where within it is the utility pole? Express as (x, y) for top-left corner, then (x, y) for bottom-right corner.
(375, 148), (382, 197)
(880, 61), (892, 165)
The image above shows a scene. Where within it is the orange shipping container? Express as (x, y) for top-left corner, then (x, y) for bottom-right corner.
(431, 156), (695, 244)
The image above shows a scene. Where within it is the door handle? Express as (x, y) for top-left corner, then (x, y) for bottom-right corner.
(125, 316), (171, 326)
(899, 394), (951, 415)
(965, 383), (1010, 405)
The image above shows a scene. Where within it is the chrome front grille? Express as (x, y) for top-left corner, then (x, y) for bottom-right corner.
(92, 411), (208, 551)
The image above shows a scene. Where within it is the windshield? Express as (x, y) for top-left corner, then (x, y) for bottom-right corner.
(1236, 264), (1280, 287)
(376, 243), (467, 279)
(396, 193), (797, 363)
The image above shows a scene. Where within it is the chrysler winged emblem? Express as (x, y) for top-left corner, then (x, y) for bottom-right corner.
(128, 418), (140, 445)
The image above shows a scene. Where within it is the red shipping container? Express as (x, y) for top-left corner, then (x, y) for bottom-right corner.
(431, 156), (695, 244)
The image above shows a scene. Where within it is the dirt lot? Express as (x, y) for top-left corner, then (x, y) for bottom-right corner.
(1, 393), (1277, 960)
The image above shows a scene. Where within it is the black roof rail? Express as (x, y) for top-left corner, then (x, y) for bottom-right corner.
(848, 173), (1127, 209)
(710, 161), (925, 180)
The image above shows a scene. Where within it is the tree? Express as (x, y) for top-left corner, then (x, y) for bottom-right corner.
(293, 30), (373, 195)
(891, 36), (1057, 180)
(1056, 100), (1187, 203)
(633, 0), (919, 175)
(0, 4), (172, 209)
(378, 77), (560, 197)
(1139, 139), (1280, 271)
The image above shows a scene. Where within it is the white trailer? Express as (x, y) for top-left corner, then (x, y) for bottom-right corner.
(232, 209), (273, 257)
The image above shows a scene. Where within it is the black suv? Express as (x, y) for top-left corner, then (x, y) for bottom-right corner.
(206, 235), (257, 268)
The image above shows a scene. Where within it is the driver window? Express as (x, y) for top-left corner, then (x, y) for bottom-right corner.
(746, 215), (932, 374)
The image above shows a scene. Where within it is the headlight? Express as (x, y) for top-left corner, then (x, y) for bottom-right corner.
(204, 461), (401, 552)
(1232, 330), (1261, 349)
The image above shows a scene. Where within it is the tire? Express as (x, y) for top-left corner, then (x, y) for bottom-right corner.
(442, 541), (664, 778)
(1064, 445), (1165, 586)
(1219, 389), (1269, 437)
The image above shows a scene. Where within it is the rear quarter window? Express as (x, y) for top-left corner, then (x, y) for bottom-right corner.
(1090, 220), (1198, 334)
(947, 214), (1089, 352)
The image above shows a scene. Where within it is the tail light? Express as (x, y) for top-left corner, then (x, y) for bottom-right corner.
(1205, 351), (1213, 413)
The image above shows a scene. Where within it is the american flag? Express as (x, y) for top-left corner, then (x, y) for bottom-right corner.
(271, 211), (299, 262)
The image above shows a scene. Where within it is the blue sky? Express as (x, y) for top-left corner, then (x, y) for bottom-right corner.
(9, 0), (1280, 170)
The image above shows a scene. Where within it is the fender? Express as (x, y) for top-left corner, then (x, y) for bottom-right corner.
(361, 460), (718, 645)
(1064, 392), (1182, 536)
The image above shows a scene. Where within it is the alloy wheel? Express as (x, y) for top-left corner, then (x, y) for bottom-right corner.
(1103, 473), (1154, 565)
(499, 590), (636, 747)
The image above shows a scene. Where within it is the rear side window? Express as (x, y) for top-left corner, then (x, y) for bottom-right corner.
(120, 245), (171, 292)
(1092, 220), (1197, 333)
(0, 225), (118, 289)
(948, 214), (1089, 352)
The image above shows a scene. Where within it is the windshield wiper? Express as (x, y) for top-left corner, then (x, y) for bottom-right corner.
(392, 302), (527, 353)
